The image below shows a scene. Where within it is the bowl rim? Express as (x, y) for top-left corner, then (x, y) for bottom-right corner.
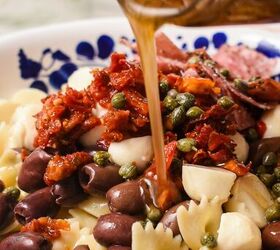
(0, 17), (129, 45)
(1, 17), (280, 45)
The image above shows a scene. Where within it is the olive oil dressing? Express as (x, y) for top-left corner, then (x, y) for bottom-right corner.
(117, 0), (280, 205)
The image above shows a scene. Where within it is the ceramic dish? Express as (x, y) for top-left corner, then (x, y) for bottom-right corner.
(2, 18), (280, 250)
(1, 17), (280, 97)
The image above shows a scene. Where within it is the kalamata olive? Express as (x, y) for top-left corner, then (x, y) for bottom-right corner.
(0, 231), (52, 250)
(249, 137), (280, 167)
(262, 221), (280, 250)
(79, 163), (123, 194)
(93, 213), (138, 247)
(73, 245), (90, 250)
(160, 201), (189, 236)
(14, 187), (60, 225)
(51, 175), (87, 207)
(106, 181), (145, 215)
(18, 148), (51, 193)
(108, 246), (132, 250)
(0, 179), (5, 192)
(0, 193), (14, 230)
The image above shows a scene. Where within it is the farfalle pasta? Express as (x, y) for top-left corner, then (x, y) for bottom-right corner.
(68, 208), (98, 229)
(77, 195), (110, 218)
(132, 222), (188, 250)
(177, 196), (223, 250)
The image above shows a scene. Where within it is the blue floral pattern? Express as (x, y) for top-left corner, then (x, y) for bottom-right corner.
(18, 35), (115, 93)
(18, 31), (280, 93)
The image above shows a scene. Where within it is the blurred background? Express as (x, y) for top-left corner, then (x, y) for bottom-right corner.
(0, 0), (123, 35)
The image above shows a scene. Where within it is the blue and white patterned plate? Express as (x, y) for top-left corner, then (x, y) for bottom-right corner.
(0, 17), (280, 98)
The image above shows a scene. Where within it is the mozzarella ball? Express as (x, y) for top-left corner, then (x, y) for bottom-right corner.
(11, 88), (46, 105)
(217, 212), (261, 250)
(262, 105), (280, 138)
(108, 136), (153, 171)
(8, 104), (41, 150)
(182, 164), (236, 202)
(225, 173), (273, 228)
(80, 125), (106, 147)
(92, 103), (108, 118)
(229, 132), (249, 162)
(68, 67), (93, 91)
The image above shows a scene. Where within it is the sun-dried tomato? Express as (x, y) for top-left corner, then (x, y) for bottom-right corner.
(145, 141), (178, 177)
(101, 110), (130, 142)
(187, 124), (213, 149)
(21, 217), (70, 241)
(44, 152), (92, 185)
(108, 53), (144, 87)
(87, 70), (111, 105)
(202, 104), (237, 121)
(208, 131), (235, 152)
(191, 149), (209, 164)
(101, 87), (149, 142)
(223, 159), (252, 176)
(256, 120), (267, 138)
(248, 78), (280, 102)
(34, 87), (99, 151)
(209, 148), (233, 164)
(164, 132), (177, 144)
(86, 54), (149, 143)
(108, 53), (130, 73)
(186, 124), (236, 165)
(176, 77), (221, 95)
(102, 110), (130, 131)
(166, 73), (180, 88)
(123, 89), (148, 116)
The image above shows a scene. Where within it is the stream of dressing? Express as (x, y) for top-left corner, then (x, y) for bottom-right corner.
(117, 1), (190, 199)
(117, 0), (280, 204)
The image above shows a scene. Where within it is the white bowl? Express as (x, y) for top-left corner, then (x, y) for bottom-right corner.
(1, 17), (280, 98)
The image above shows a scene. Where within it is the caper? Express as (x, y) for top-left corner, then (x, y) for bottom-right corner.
(159, 81), (170, 97)
(234, 79), (249, 92)
(259, 173), (275, 187)
(176, 92), (195, 109)
(262, 152), (278, 166)
(186, 106), (204, 119)
(167, 89), (178, 98)
(217, 96), (234, 109)
(274, 168), (280, 179)
(265, 204), (280, 222)
(200, 233), (217, 248)
(220, 68), (229, 77)
(111, 92), (126, 109)
(177, 138), (197, 153)
(119, 163), (138, 179)
(147, 205), (162, 222)
(272, 183), (280, 197)
(93, 151), (110, 166)
(163, 96), (179, 112)
(246, 128), (259, 142)
(4, 187), (20, 201)
(171, 106), (186, 128)
(188, 55), (200, 64)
